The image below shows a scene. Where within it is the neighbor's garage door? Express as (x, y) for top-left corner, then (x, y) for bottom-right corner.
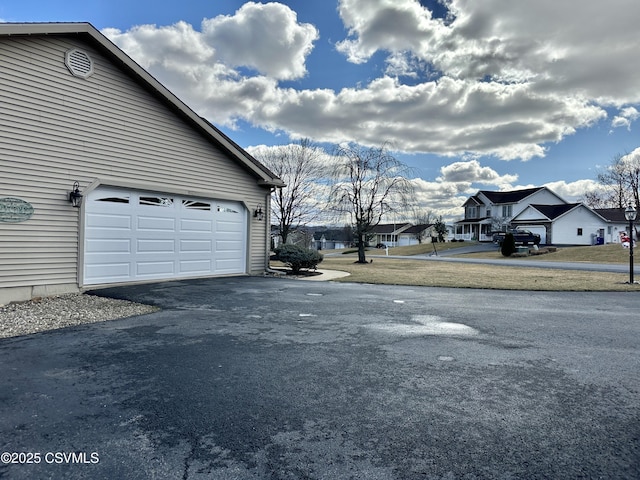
(83, 187), (246, 285)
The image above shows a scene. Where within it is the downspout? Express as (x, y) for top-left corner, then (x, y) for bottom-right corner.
(264, 187), (285, 276)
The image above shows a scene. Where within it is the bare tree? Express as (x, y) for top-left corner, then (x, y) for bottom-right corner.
(412, 209), (435, 243)
(253, 139), (328, 244)
(585, 152), (640, 209)
(328, 143), (414, 263)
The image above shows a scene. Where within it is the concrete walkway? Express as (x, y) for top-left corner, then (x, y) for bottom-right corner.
(298, 269), (351, 281)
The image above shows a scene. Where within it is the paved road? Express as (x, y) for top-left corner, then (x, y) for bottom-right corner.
(370, 243), (640, 274)
(1, 277), (639, 479)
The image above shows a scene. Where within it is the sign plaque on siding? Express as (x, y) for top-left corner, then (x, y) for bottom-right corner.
(0, 197), (34, 223)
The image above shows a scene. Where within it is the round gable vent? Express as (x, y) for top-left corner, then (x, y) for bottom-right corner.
(65, 49), (94, 78)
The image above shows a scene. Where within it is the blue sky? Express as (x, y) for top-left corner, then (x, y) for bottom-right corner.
(2, 0), (640, 219)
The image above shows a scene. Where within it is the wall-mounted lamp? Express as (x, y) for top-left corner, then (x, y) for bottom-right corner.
(68, 181), (83, 208)
(253, 205), (264, 221)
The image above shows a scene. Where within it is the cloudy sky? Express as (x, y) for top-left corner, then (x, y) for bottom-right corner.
(3, 0), (640, 219)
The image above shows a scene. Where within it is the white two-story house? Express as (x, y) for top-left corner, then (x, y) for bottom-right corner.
(455, 187), (565, 242)
(456, 187), (631, 245)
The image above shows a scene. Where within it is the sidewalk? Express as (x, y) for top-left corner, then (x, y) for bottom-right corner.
(298, 269), (351, 281)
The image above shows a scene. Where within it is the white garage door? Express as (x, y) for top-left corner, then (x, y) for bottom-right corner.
(83, 187), (246, 285)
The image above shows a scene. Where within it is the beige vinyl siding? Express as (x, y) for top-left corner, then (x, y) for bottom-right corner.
(0, 34), (269, 293)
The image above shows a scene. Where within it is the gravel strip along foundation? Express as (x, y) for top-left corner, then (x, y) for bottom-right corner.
(0, 293), (159, 339)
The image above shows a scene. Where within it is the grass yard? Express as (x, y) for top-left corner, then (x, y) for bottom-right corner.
(310, 242), (639, 291)
(461, 243), (632, 264)
(320, 255), (639, 291)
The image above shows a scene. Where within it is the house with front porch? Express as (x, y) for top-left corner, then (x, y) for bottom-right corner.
(369, 223), (412, 247)
(455, 187), (566, 241)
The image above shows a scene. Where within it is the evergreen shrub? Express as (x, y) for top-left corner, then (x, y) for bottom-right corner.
(274, 244), (323, 274)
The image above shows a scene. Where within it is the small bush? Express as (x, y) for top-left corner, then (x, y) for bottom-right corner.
(501, 233), (516, 257)
(274, 244), (323, 274)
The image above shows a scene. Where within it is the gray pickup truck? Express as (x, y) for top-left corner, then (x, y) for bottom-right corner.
(492, 229), (541, 246)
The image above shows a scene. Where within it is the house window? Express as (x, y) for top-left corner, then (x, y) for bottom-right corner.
(577, 228), (583, 236)
(468, 206), (477, 218)
(486, 208), (491, 217)
(502, 205), (512, 217)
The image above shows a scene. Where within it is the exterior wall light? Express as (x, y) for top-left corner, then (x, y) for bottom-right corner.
(69, 181), (83, 208)
(624, 203), (637, 284)
(253, 205), (264, 221)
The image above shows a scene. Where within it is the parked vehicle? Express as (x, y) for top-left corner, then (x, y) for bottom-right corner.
(493, 229), (541, 246)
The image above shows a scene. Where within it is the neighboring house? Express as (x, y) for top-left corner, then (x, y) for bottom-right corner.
(400, 224), (436, 245)
(370, 223), (413, 247)
(455, 187), (566, 241)
(592, 208), (632, 244)
(457, 186), (632, 246)
(511, 203), (609, 245)
(312, 228), (353, 250)
(0, 23), (283, 304)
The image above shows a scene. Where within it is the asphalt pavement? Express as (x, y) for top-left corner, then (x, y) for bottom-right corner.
(1, 277), (639, 479)
(371, 243), (640, 274)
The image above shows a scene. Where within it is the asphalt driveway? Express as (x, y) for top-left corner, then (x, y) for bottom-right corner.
(1, 277), (639, 479)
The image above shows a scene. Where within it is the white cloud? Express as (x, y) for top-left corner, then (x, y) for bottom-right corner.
(102, 0), (640, 162)
(201, 2), (318, 80)
(611, 107), (640, 131)
(541, 179), (602, 203)
(437, 160), (518, 186)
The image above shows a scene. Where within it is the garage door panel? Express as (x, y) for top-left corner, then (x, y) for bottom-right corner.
(215, 259), (243, 272)
(179, 260), (212, 274)
(86, 213), (132, 230)
(180, 240), (212, 253)
(84, 188), (246, 285)
(215, 240), (242, 252)
(216, 219), (243, 232)
(86, 238), (131, 254)
(85, 263), (131, 281)
(136, 261), (175, 276)
(137, 216), (176, 232)
(180, 219), (213, 233)
(137, 239), (175, 253)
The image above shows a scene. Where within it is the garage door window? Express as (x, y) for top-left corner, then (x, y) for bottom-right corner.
(218, 205), (239, 213)
(140, 196), (174, 207)
(96, 195), (130, 204)
(183, 200), (211, 211)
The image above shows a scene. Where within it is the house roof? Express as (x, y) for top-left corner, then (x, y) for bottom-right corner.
(402, 224), (433, 234)
(529, 203), (581, 220)
(0, 22), (284, 188)
(462, 196), (482, 207)
(455, 217), (491, 224)
(370, 223), (412, 234)
(315, 228), (352, 242)
(479, 187), (545, 204)
(594, 208), (628, 223)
